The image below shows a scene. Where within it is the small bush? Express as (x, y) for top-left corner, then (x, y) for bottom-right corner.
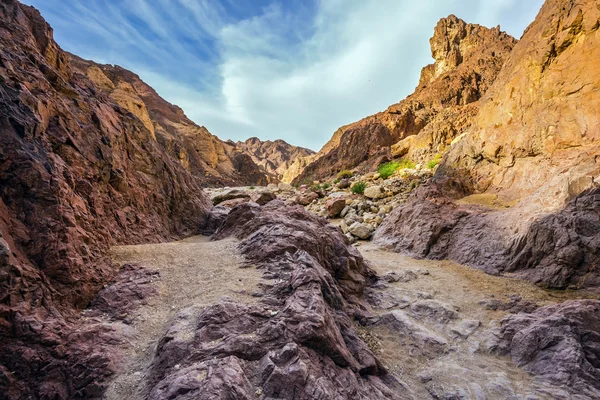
(333, 178), (340, 184)
(322, 182), (331, 189)
(249, 186), (255, 190)
(426, 154), (442, 169)
(337, 170), (353, 179)
(351, 181), (367, 194)
(378, 161), (400, 179)
(310, 183), (322, 191)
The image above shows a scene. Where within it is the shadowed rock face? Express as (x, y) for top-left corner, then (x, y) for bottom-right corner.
(486, 299), (600, 398)
(0, 1), (213, 397)
(236, 137), (315, 182)
(144, 201), (409, 399)
(292, 15), (516, 184)
(69, 57), (269, 187)
(375, 0), (600, 289)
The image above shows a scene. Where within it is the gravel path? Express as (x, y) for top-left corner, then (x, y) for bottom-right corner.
(103, 236), (263, 400)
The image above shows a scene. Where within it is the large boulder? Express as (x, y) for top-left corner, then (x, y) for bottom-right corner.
(326, 198), (347, 218)
(364, 185), (386, 199)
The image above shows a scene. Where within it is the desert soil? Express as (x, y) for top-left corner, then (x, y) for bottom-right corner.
(103, 236), (264, 400)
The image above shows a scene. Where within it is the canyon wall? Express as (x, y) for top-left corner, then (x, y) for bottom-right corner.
(291, 15), (516, 184)
(375, 0), (600, 289)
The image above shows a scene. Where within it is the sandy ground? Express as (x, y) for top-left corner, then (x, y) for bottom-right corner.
(103, 236), (263, 400)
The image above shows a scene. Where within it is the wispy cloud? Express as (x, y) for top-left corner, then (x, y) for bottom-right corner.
(22, 0), (544, 150)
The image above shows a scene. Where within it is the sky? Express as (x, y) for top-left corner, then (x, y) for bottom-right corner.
(22, 0), (544, 151)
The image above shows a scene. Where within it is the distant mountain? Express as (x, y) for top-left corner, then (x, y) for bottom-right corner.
(235, 137), (314, 182)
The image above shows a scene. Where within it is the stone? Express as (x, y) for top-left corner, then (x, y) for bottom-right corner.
(348, 222), (373, 240)
(211, 189), (251, 205)
(296, 191), (319, 206)
(337, 179), (351, 189)
(326, 198), (346, 218)
(364, 186), (386, 199)
(251, 190), (277, 205)
(278, 182), (294, 192)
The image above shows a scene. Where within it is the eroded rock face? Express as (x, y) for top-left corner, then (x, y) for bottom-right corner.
(144, 201), (408, 399)
(0, 2), (212, 397)
(68, 57), (269, 187)
(375, 0), (600, 290)
(292, 15), (516, 184)
(236, 137), (315, 182)
(485, 300), (600, 398)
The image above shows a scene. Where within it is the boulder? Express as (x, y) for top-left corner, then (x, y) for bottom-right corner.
(326, 198), (346, 218)
(348, 222), (373, 240)
(296, 191), (319, 206)
(364, 185), (386, 199)
(278, 182), (294, 192)
(212, 189), (251, 205)
(251, 190), (277, 205)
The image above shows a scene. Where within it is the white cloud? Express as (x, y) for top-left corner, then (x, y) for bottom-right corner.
(24, 0), (545, 150)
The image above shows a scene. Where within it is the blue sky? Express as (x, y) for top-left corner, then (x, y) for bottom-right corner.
(22, 0), (544, 150)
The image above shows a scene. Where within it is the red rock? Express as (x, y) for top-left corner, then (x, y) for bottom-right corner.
(326, 197), (347, 218)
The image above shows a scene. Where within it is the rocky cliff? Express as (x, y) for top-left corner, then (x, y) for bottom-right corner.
(235, 137), (314, 182)
(375, 0), (600, 289)
(291, 15), (516, 184)
(0, 1), (217, 396)
(69, 57), (269, 187)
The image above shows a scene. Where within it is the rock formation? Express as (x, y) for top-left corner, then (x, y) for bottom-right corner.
(292, 15), (516, 184)
(375, 0), (600, 289)
(145, 201), (408, 399)
(0, 1), (215, 396)
(236, 137), (315, 182)
(69, 57), (269, 187)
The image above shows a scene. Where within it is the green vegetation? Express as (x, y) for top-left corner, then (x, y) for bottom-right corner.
(310, 183), (322, 191)
(377, 161), (400, 179)
(249, 186), (255, 190)
(337, 170), (353, 179)
(322, 182), (331, 190)
(333, 178), (340, 184)
(426, 154), (443, 169)
(351, 181), (367, 194)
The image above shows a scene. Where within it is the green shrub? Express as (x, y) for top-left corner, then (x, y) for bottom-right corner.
(378, 161), (400, 179)
(426, 154), (442, 169)
(249, 186), (255, 190)
(333, 178), (340, 184)
(322, 182), (331, 189)
(310, 183), (322, 191)
(351, 181), (367, 194)
(337, 170), (353, 179)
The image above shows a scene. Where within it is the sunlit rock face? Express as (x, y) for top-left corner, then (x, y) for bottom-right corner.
(291, 15), (516, 184)
(376, 0), (600, 290)
(70, 56), (270, 187)
(236, 137), (315, 182)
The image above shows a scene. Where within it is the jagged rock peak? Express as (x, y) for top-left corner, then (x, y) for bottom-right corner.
(420, 14), (516, 85)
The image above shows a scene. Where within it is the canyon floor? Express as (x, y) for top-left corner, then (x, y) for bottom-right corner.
(100, 232), (598, 400)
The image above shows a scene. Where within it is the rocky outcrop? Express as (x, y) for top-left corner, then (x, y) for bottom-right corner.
(0, 1), (214, 397)
(144, 201), (407, 399)
(375, 0), (600, 289)
(485, 299), (600, 398)
(236, 137), (315, 182)
(69, 57), (269, 187)
(292, 15), (516, 184)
